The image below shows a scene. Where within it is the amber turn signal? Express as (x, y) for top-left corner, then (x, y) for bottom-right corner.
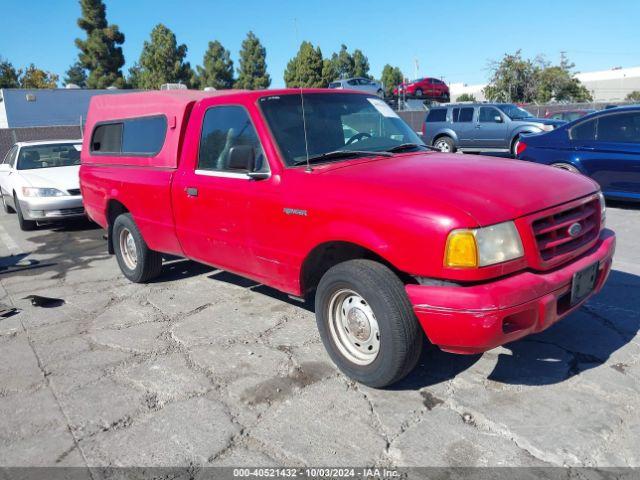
(444, 230), (478, 268)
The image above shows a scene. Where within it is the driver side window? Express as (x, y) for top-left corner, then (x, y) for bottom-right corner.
(198, 106), (267, 173)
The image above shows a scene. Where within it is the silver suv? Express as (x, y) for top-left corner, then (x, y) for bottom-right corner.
(422, 103), (565, 155)
(328, 77), (384, 97)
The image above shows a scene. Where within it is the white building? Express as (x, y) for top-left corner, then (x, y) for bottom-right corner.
(575, 66), (640, 102)
(448, 66), (640, 103)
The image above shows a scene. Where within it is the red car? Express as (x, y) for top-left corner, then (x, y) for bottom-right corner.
(393, 77), (450, 101)
(80, 89), (615, 387)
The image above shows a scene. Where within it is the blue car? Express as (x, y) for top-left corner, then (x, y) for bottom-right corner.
(517, 106), (640, 202)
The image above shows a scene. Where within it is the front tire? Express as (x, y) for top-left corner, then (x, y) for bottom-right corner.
(315, 259), (423, 388)
(14, 193), (36, 231)
(1, 192), (15, 214)
(433, 136), (455, 153)
(414, 88), (423, 98)
(112, 213), (163, 283)
(511, 135), (522, 157)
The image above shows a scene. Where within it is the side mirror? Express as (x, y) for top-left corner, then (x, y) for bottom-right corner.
(227, 145), (269, 180)
(494, 115), (504, 123)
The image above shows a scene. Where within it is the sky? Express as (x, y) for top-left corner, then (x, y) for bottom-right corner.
(1, 0), (639, 88)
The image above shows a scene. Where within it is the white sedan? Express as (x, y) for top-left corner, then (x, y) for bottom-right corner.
(0, 139), (84, 231)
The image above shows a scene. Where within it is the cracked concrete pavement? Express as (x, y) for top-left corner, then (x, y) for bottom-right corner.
(0, 204), (638, 469)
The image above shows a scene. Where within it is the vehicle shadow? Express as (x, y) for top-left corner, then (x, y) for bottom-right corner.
(153, 261), (638, 390)
(394, 269), (640, 389)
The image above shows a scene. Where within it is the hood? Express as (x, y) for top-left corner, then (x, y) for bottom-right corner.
(523, 117), (566, 127)
(314, 153), (599, 226)
(18, 165), (80, 192)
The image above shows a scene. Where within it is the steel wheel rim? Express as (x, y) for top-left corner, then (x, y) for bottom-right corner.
(119, 228), (138, 270)
(328, 289), (380, 365)
(435, 140), (451, 152)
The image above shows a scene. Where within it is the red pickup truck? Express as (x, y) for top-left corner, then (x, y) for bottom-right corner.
(80, 89), (615, 387)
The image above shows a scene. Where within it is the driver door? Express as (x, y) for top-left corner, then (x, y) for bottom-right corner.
(474, 106), (508, 149)
(172, 104), (271, 276)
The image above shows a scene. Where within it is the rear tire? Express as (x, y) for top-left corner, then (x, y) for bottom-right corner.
(433, 136), (456, 153)
(112, 213), (163, 283)
(415, 88), (423, 98)
(14, 193), (36, 231)
(376, 89), (384, 98)
(315, 259), (423, 388)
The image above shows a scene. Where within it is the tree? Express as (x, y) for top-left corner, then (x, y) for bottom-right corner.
(380, 64), (403, 96)
(195, 40), (234, 90)
(64, 61), (87, 87)
(330, 44), (354, 79)
(126, 63), (142, 89)
(485, 50), (592, 104)
(456, 93), (476, 102)
(236, 31), (270, 90)
(284, 41), (324, 88)
(20, 64), (59, 89)
(352, 49), (370, 78)
(321, 58), (338, 86)
(75, 0), (126, 88)
(0, 57), (20, 88)
(136, 24), (193, 90)
(626, 91), (640, 102)
(484, 50), (539, 103)
(535, 53), (592, 103)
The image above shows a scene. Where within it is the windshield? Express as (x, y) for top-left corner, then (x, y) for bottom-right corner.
(497, 104), (534, 120)
(258, 93), (424, 166)
(17, 143), (81, 170)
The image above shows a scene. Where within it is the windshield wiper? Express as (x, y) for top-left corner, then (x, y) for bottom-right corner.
(292, 150), (392, 166)
(385, 143), (439, 153)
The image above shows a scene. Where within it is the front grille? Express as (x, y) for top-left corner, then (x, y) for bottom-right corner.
(67, 189), (81, 196)
(531, 198), (600, 266)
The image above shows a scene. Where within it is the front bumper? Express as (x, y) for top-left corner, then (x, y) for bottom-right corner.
(19, 196), (85, 221)
(406, 229), (616, 354)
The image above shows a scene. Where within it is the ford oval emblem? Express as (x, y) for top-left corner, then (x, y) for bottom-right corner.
(568, 222), (583, 237)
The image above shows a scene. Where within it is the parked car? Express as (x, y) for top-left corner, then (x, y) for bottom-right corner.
(0, 140), (84, 230)
(80, 89), (614, 387)
(328, 77), (384, 97)
(422, 103), (565, 155)
(393, 77), (450, 101)
(544, 109), (596, 122)
(517, 106), (640, 202)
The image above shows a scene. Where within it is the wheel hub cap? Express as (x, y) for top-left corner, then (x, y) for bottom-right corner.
(346, 308), (371, 341)
(119, 228), (138, 270)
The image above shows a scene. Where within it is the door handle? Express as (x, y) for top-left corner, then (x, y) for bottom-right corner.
(185, 187), (198, 197)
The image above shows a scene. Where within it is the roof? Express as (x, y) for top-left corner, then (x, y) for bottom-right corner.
(15, 139), (82, 148)
(0, 88), (135, 129)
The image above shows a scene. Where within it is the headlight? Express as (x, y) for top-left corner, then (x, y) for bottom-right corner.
(21, 187), (67, 197)
(537, 124), (554, 132)
(598, 191), (606, 228)
(445, 221), (524, 268)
